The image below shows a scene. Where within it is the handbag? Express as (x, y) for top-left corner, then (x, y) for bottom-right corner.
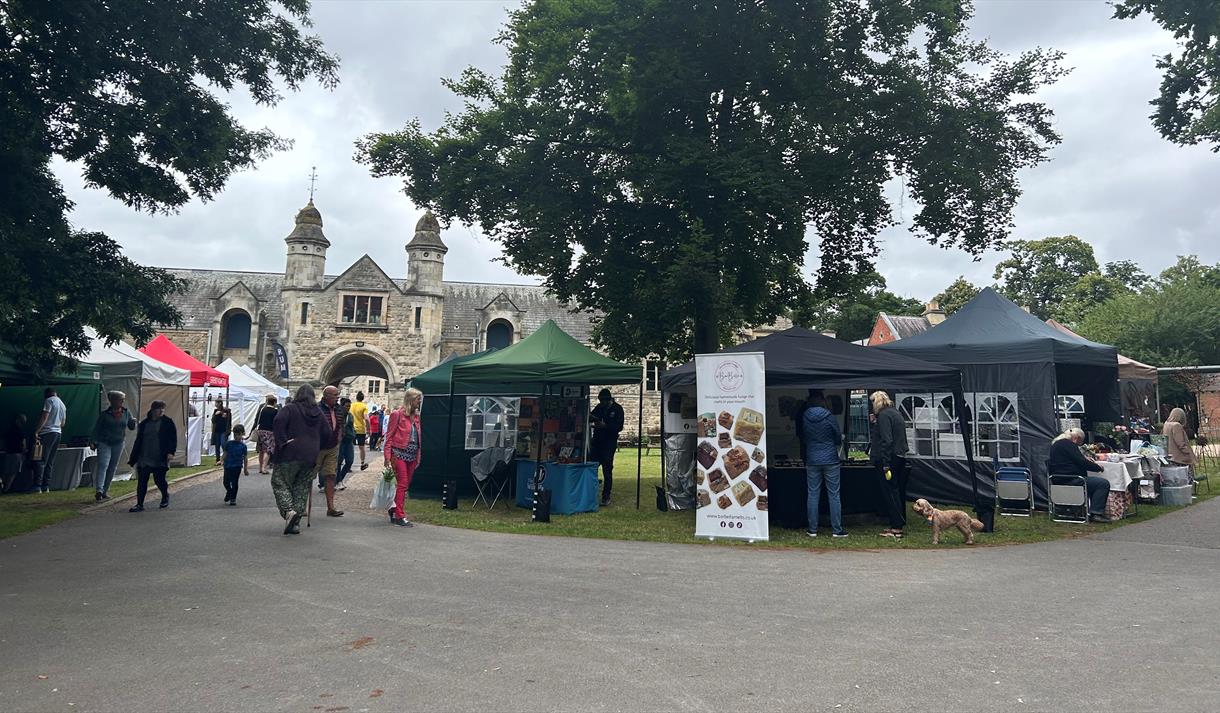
(31, 438), (43, 462)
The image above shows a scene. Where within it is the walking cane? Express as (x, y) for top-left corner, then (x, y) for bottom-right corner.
(306, 485), (312, 528)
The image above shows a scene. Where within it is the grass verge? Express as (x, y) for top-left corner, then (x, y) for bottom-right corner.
(0, 462), (221, 540)
(406, 450), (1220, 550)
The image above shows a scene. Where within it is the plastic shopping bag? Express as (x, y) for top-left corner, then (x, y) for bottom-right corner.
(370, 474), (395, 510)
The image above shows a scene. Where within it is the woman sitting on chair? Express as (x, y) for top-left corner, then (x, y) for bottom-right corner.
(1048, 428), (1110, 523)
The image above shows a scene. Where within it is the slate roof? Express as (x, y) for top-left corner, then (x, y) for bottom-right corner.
(166, 268), (288, 335)
(880, 313), (932, 340)
(442, 282), (594, 342)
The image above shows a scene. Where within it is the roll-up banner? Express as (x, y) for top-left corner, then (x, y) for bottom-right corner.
(694, 352), (768, 541)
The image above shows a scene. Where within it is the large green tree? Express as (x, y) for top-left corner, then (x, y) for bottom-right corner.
(358, 0), (1064, 361)
(1114, 0), (1220, 150)
(791, 270), (923, 343)
(1076, 256), (1220, 366)
(992, 235), (1099, 319)
(933, 276), (982, 315)
(1, 0), (337, 374)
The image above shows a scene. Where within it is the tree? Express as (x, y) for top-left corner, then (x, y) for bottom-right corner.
(1113, 1), (1220, 151)
(1, 0), (338, 374)
(992, 235), (1099, 319)
(791, 270), (923, 343)
(358, 0), (1064, 361)
(1076, 256), (1220, 367)
(934, 276), (982, 315)
(1102, 260), (1150, 290)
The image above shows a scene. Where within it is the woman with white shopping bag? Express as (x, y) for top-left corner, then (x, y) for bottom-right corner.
(382, 388), (423, 528)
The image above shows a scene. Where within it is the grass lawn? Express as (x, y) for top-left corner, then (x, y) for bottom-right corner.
(407, 449), (1220, 550)
(0, 462), (222, 540)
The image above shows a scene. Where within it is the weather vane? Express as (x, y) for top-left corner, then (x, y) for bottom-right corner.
(308, 166), (318, 202)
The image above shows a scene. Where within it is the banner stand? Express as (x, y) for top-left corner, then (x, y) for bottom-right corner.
(693, 352), (768, 542)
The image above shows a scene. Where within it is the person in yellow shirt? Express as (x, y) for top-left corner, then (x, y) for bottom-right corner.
(350, 392), (369, 470)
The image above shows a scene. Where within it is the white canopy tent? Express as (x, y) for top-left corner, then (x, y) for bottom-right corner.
(213, 359), (288, 436)
(83, 331), (193, 473)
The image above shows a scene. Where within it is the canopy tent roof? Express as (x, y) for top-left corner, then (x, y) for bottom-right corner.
(83, 329), (191, 386)
(0, 350), (104, 386)
(1045, 319), (1157, 381)
(660, 326), (963, 393)
(449, 320), (640, 389)
(139, 335), (229, 387)
(877, 287), (1118, 367)
(215, 358), (288, 399)
(410, 350), (495, 395)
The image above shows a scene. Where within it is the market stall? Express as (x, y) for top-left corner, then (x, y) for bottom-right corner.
(214, 358), (288, 434)
(140, 335), (228, 465)
(660, 327), (979, 530)
(84, 330), (192, 478)
(1046, 319), (1159, 426)
(411, 320), (641, 513)
(879, 288), (1121, 507)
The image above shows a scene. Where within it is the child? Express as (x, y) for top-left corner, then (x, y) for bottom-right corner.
(222, 424), (249, 506)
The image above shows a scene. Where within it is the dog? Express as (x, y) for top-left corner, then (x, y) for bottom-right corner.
(912, 499), (984, 545)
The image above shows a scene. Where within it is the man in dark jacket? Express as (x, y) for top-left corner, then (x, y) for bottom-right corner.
(127, 401), (177, 512)
(315, 385), (345, 518)
(1048, 427), (1110, 522)
(801, 394), (847, 538)
(272, 385), (329, 535)
(869, 391), (909, 537)
(590, 389), (625, 506)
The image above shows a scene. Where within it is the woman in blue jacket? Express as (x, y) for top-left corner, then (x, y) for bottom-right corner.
(801, 394), (846, 538)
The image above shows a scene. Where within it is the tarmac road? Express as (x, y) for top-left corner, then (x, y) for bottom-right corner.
(1, 464), (1218, 713)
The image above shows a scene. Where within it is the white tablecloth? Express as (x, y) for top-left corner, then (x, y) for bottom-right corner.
(1097, 459), (1142, 492)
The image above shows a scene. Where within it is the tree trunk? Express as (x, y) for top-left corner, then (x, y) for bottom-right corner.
(693, 314), (719, 355)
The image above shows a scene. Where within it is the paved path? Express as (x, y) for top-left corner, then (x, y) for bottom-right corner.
(1, 464), (1218, 712)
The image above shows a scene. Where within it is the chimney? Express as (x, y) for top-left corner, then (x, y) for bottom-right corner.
(922, 300), (946, 326)
(1020, 305), (1031, 314)
(820, 330), (837, 339)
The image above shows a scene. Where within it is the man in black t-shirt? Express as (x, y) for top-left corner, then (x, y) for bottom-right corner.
(590, 389), (625, 507)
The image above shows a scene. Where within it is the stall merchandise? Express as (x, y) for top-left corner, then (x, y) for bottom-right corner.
(879, 288), (1120, 507)
(661, 327), (979, 529)
(410, 320), (641, 507)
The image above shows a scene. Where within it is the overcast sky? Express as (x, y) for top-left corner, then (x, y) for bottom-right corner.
(54, 0), (1220, 300)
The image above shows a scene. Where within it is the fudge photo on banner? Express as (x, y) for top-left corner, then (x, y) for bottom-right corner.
(697, 490), (711, 508)
(718, 411), (734, 430)
(697, 413), (716, 438)
(733, 407), (765, 445)
(717, 494), (732, 509)
(749, 466), (767, 492)
(756, 495), (768, 511)
(732, 479), (756, 507)
(723, 446), (751, 478)
(696, 440), (718, 469)
(707, 468), (730, 493)
(718, 432), (732, 449)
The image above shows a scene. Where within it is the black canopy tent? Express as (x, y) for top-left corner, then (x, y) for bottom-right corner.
(878, 287), (1120, 506)
(660, 327), (989, 520)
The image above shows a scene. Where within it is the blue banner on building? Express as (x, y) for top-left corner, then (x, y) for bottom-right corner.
(271, 341), (289, 380)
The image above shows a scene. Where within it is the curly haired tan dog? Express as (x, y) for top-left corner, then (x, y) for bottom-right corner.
(913, 499), (984, 545)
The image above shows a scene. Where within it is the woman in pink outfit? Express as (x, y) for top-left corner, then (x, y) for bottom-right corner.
(383, 388), (423, 527)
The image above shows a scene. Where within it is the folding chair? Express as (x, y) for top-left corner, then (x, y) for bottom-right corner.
(995, 466), (1033, 517)
(471, 446), (514, 510)
(1048, 473), (1089, 523)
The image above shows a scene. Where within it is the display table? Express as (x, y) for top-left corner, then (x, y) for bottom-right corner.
(1097, 459), (1141, 492)
(515, 460), (599, 514)
(48, 446), (96, 491)
(768, 462), (880, 530)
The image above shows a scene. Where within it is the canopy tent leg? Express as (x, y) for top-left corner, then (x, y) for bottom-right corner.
(535, 388), (546, 488)
(636, 383), (643, 510)
(955, 389), (991, 531)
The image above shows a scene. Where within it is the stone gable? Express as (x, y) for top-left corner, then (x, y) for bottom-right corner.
(326, 255), (402, 294)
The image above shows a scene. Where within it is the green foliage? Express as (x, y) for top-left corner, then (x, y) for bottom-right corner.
(1102, 260), (1150, 289)
(358, 0), (1064, 360)
(1076, 256), (1220, 367)
(934, 276), (982, 315)
(0, 0), (338, 374)
(791, 270), (923, 342)
(993, 235), (1099, 319)
(1113, 0), (1220, 150)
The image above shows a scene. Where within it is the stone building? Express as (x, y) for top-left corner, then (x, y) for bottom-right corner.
(160, 200), (665, 431)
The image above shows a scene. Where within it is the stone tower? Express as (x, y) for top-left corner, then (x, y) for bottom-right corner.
(284, 200), (329, 289)
(405, 210), (447, 296)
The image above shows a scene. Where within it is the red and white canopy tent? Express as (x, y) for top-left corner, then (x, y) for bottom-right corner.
(139, 335), (229, 388)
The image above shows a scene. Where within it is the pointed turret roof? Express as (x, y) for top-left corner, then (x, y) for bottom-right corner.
(284, 200), (330, 247)
(406, 210), (447, 252)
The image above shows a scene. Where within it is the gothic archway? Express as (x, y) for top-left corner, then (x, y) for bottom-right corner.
(317, 345), (398, 389)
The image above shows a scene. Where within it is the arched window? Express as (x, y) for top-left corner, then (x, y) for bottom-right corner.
(486, 320), (513, 350)
(222, 312), (252, 349)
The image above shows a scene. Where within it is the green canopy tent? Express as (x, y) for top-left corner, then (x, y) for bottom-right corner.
(417, 320), (646, 506)
(0, 351), (105, 446)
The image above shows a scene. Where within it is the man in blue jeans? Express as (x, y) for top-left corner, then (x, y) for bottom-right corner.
(801, 394), (847, 538)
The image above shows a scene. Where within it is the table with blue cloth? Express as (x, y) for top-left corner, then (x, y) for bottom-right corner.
(515, 460), (600, 514)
